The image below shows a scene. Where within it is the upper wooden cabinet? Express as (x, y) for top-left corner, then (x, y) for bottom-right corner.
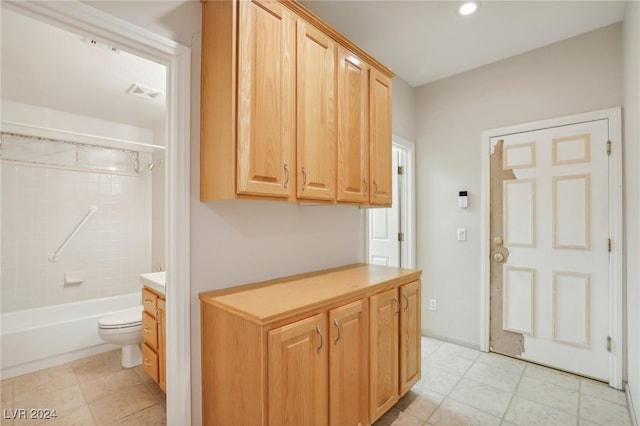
(296, 20), (337, 201)
(337, 48), (370, 203)
(201, 0), (295, 201)
(237, 0), (295, 199)
(369, 69), (393, 206)
(200, 0), (394, 205)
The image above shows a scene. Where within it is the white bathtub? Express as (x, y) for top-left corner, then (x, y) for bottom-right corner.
(0, 293), (141, 379)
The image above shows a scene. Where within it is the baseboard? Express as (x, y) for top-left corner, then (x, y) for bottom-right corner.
(421, 329), (482, 352)
(627, 383), (639, 426)
(1, 343), (118, 380)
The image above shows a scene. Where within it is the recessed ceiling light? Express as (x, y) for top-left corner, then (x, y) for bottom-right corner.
(458, 2), (479, 16)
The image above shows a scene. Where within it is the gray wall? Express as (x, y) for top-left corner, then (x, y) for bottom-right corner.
(393, 76), (416, 142)
(414, 23), (623, 346)
(623, 1), (640, 421)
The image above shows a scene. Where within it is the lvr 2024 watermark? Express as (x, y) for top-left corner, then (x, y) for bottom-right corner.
(3, 408), (58, 420)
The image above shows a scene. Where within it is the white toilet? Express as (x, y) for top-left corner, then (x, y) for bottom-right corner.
(98, 307), (143, 368)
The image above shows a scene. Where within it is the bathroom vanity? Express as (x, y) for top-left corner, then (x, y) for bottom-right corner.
(141, 274), (166, 392)
(199, 264), (422, 425)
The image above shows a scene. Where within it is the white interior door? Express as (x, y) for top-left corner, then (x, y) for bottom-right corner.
(489, 119), (610, 381)
(368, 148), (400, 266)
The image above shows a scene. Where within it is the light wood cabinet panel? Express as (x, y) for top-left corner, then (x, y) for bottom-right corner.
(200, 264), (421, 426)
(142, 343), (159, 383)
(369, 288), (399, 422)
(329, 300), (368, 426)
(201, 0), (394, 206)
(237, 0), (295, 199)
(296, 19), (337, 201)
(399, 280), (421, 395)
(268, 313), (328, 426)
(141, 286), (165, 393)
(337, 47), (369, 203)
(369, 68), (393, 206)
(157, 297), (166, 392)
(141, 312), (158, 350)
(142, 288), (157, 315)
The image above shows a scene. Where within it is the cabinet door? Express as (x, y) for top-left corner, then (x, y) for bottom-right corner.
(369, 288), (399, 422)
(369, 68), (393, 206)
(329, 300), (368, 426)
(237, 0), (295, 198)
(158, 298), (166, 392)
(399, 280), (421, 395)
(337, 48), (369, 203)
(296, 19), (337, 201)
(269, 313), (328, 426)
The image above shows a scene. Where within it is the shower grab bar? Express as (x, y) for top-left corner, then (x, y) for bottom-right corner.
(49, 206), (98, 262)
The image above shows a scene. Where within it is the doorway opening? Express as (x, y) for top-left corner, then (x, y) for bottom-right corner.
(0, 2), (191, 423)
(366, 136), (416, 269)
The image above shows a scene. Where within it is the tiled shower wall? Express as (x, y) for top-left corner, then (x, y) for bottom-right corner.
(1, 163), (152, 313)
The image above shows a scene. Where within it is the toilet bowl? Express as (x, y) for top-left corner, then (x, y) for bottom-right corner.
(98, 307), (143, 368)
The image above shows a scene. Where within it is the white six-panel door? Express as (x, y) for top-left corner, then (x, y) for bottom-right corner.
(490, 119), (610, 380)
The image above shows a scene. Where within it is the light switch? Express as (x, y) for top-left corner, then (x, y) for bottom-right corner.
(457, 228), (466, 241)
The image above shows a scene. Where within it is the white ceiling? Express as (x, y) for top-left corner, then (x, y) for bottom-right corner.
(0, 1), (626, 130)
(301, 0), (626, 87)
(1, 7), (166, 131)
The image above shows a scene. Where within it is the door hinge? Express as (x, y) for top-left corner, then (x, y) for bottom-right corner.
(607, 336), (612, 352)
(607, 140), (612, 156)
(398, 166), (405, 175)
(608, 238), (612, 253)
(398, 232), (405, 242)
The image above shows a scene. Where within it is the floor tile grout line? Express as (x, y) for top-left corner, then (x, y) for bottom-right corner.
(443, 356), (519, 422)
(422, 353), (484, 425)
(497, 358), (528, 425)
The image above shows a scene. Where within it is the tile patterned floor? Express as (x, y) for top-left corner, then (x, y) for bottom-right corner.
(0, 338), (633, 426)
(0, 350), (165, 425)
(375, 337), (634, 426)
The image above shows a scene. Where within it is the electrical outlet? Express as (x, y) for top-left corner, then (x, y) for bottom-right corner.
(429, 299), (437, 311)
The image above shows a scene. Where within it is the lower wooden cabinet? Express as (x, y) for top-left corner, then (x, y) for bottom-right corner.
(141, 286), (166, 392)
(369, 281), (421, 423)
(329, 300), (368, 426)
(268, 313), (328, 426)
(369, 288), (399, 421)
(199, 264), (421, 426)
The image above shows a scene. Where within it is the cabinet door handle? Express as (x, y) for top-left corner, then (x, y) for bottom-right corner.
(373, 179), (379, 196)
(333, 318), (341, 345)
(143, 327), (153, 333)
(316, 325), (323, 353)
(403, 293), (409, 312)
(301, 166), (307, 191)
(144, 360), (152, 366)
(393, 296), (400, 315)
(283, 163), (289, 190)
(155, 308), (160, 323)
(363, 177), (368, 196)
(144, 299), (153, 304)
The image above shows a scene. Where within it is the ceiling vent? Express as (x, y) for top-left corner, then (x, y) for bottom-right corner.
(82, 37), (119, 53)
(127, 83), (164, 101)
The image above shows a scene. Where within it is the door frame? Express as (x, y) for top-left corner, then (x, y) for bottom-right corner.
(365, 135), (416, 268)
(479, 107), (623, 388)
(2, 1), (192, 421)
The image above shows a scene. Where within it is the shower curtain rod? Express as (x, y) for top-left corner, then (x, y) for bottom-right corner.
(48, 206), (98, 263)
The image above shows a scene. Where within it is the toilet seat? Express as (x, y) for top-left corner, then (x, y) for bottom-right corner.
(98, 307), (142, 330)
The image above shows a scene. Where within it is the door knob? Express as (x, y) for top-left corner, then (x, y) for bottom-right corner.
(493, 253), (505, 262)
